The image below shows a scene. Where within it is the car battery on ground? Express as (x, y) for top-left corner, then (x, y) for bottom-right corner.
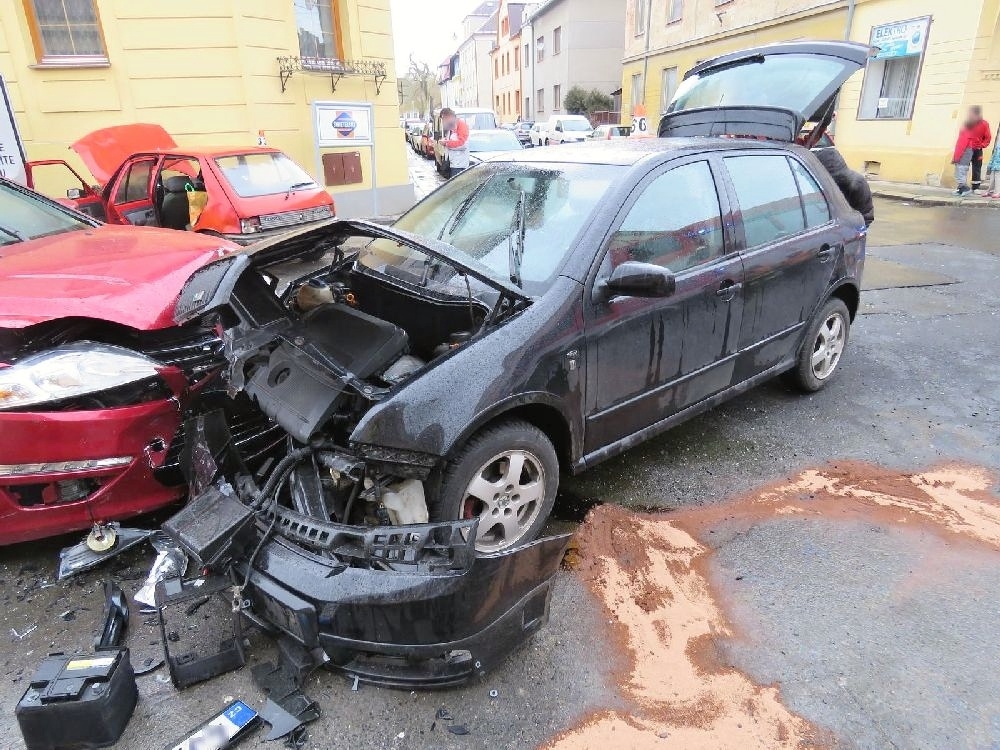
(15, 649), (137, 750)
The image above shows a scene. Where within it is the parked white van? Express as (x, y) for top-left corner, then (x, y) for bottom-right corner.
(543, 115), (593, 145)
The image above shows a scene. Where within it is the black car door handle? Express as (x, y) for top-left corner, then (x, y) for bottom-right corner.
(716, 279), (740, 302)
(817, 244), (838, 262)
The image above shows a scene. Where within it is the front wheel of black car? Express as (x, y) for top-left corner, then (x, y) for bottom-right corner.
(790, 298), (851, 393)
(433, 419), (558, 553)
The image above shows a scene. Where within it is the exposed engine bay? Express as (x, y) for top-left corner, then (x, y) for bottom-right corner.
(175, 218), (529, 533)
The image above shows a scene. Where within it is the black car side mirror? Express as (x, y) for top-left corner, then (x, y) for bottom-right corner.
(599, 261), (676, 300)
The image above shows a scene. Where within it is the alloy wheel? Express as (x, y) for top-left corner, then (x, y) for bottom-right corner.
(461, 449), (547, 552)
(811, 311), (847, 380)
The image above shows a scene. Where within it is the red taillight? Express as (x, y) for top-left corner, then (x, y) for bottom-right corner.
(606, 130), (612, 140)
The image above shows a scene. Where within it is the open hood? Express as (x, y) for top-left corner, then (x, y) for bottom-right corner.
(175, 218), (528, 326)
(71, 123), (178, 186)
(660, 41), (870, 142)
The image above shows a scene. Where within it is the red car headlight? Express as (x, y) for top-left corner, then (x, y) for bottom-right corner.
(0, 343), (162, 411)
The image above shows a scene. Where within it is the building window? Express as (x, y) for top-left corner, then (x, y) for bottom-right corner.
(660, 67), (678, 112)
(667, 0), (683, 23)
(295, 0), (343, 60)
(515, 89), (521, 113)
(502, 16), (509, 35)
(858, 18), (930, 121)
(537, 88), (544, 112)
(525, 96), (530, 116)
(524, 44), (530, 68)
(634, 0), (648, 36)
(553, 27), (562, 55)
(497, 94), (501, 111)
(537, 36), (544, 63)
(514, 50), (519, 71)
(630, 72), (644, 108)
(24, 0), (107, 64)
(495, 58), (499, 78)
(554, 84), (562, 111)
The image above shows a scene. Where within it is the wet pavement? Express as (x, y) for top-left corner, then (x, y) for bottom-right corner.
(2, 168), (1000, 748)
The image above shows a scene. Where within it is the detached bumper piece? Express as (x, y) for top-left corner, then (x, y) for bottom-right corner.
(16, 650), (137, 750)
(240, 531), (572, 689)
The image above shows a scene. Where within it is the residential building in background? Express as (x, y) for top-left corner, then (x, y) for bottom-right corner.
(491, 1), (527, 123)
(457, 5), (499, 107)
(521, 0), (627, 122)
(0, 0), (411, 216)
(621, 0), (1000, 185)
(437, 53), (460, 108)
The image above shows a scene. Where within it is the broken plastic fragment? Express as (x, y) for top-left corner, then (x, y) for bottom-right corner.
(56, 524), (154, 581)
(447, 724), (470, 736)
(134, 533), (188, 609)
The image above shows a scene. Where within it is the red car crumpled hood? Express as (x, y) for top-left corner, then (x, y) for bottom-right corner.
(0, 225), (237, 330)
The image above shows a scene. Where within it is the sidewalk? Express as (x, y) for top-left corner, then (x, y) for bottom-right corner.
(869, 180), (1000, 208)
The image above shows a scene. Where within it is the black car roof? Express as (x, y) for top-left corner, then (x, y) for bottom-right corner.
(502, 137), (787, 167)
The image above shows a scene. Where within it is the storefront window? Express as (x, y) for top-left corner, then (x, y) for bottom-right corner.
(858, 17), (930, 121)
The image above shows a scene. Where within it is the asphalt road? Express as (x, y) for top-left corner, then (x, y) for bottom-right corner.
(1, 153), (998, 749)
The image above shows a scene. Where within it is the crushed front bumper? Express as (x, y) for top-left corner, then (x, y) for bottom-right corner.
(0, 400), (183, 545)
(239, 523), (571, 688)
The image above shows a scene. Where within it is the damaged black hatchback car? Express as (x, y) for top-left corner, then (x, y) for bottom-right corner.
(171, 41), (870, 685)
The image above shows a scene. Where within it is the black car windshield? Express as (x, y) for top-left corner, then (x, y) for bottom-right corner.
(214, 152), (317, 198)
(669, 54), (855, 116)
(0, 181), (91, 246)
(358, 162), (622, 296)
(468, 131), (522, 152)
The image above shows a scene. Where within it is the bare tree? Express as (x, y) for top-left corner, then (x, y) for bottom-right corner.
(408, 55), (437, 121)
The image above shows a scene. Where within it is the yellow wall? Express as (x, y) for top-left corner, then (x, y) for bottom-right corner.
(0, 0), (411, 214)
(837, 0), (999, 184)
(621, 0), (1000, 185)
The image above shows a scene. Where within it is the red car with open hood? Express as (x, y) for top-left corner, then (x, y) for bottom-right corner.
(27, 123), (335, 245)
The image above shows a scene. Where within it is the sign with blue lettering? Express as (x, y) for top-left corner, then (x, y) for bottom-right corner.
(870, 17), (931, 59)
(315, 101), (373, 146)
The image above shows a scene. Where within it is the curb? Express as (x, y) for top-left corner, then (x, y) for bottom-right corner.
(871, 189), (999, 208)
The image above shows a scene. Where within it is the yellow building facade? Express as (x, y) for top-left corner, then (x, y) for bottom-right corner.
(0, 0), (413, 216)
(622, 0), (1000, 185)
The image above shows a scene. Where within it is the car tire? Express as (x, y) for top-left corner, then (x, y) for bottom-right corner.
(790, 298), (851, 393)
(431, 419), (559, 553)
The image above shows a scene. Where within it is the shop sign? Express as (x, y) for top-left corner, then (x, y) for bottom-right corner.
(870, 17), (931, 60)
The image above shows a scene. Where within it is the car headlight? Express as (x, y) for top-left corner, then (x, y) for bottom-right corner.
(0, 343), (162, 411)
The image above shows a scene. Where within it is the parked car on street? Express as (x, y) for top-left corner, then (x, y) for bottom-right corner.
(467, 129), (523, 165)
(420, 123), (436, 160)
(0, 178), (285, 545)
(528, 122), (546, 147)
(406, 123), (425, 153)
(513, 121), (534, 146)
(589, 124), (630, 141)
(167, 39), (870, 685)
(32, 124), (335, 246)
(543, 115), (593, 145)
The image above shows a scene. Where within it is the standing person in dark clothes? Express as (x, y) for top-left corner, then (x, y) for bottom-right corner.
(814, 148), (875, 226)
(966, 105), (991, 191)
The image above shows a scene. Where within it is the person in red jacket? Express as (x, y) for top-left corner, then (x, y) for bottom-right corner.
(967, 106), (991, 191)
(438, 108), (470, 178)
(953, 108), (988, 195)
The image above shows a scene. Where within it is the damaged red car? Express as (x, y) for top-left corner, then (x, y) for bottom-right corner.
(0, 179), (284, 545)
(29, 123), (335, 246)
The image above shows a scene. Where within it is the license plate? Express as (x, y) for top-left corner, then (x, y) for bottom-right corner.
(167, 700), (258, 750)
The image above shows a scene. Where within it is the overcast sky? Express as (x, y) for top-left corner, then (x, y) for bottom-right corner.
(390, 0), (487, 76)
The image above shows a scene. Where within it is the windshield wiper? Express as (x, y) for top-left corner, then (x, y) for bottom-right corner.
(0, 224), (26, 242)
(285, 181), (314, 199)
(507, 188), (526, 288)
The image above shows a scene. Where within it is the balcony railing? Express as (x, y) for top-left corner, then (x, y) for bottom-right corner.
(277, 56), (388, 94)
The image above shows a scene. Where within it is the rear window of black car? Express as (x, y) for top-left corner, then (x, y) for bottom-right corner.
(724, 154), (828, 249)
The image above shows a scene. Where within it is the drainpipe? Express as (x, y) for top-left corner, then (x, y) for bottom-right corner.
(843, 0), (857, 40)
(639, 0), (653, 112)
